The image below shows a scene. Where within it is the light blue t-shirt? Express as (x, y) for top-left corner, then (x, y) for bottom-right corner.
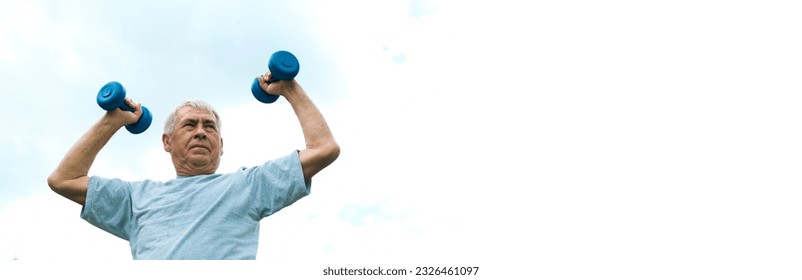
(81, 151), (311, 260)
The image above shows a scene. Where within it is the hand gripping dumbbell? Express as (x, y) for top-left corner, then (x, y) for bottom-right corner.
(250, 50), (300, 103)
(96, 81), (153, 134)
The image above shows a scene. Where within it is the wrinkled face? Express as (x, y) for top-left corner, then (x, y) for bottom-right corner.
(162, 106), (223, 176)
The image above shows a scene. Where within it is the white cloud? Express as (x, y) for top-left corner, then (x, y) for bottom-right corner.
(0, 0), (46, 66)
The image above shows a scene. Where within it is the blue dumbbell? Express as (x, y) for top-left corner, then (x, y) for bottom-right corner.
(96, 81), (152, 134)
(251, 50), (300, 103)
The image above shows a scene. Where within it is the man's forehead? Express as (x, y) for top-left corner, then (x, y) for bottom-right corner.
(176, 107), (217, 122)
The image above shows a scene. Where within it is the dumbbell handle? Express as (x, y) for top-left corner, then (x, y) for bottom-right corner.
(251, 51), (300, 103)
(116, 98), (136, 112)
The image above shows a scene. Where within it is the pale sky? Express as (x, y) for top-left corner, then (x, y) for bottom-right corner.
(2, 0), (802, 279)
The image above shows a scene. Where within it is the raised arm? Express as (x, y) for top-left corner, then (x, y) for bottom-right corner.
(258, 74), (340, 183)
(47, 99), (143, 205)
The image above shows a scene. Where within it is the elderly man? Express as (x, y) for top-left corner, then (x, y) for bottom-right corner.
(47, 73), (339, 259)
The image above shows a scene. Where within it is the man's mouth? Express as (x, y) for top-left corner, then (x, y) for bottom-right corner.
(190, 145), (209, 151)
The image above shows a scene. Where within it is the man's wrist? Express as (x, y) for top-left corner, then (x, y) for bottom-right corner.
(99, 113), (128, 131)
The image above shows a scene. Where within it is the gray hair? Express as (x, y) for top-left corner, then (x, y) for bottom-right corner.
(163, 100), (222, 135)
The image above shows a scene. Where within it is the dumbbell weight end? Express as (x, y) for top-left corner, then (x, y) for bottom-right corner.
(125, 105), (152, 134)
(251, 77), (279, 104)
(267, 51), (300, 81)
(97, 81), (126, 111)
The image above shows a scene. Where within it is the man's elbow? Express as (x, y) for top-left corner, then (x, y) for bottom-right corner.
(300, 142), (341, 183)
(314, 141), (340, 167)
(47, 173), (79, 194)
(312, 141), (339, 168)
(326, 142), (340, 163)
(47, 174), (65, 193)
(46, 173), (88, 205)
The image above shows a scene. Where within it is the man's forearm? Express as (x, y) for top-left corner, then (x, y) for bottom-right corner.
(282, 83), (339, 181)
(283, 86), (336, 148)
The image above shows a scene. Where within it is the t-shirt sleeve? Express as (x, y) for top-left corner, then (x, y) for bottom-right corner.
(247, 150), (312, 219)
(80, 176), (134, 240)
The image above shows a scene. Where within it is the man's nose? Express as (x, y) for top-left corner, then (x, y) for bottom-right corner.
(193, 125), (207, 139)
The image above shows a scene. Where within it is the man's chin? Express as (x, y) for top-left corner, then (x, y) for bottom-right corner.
(181, 153), (207, 163)
(174, 156), (219, 176)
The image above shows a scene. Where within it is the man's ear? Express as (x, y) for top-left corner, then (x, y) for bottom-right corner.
(162, 133), (171, 152)
(219, 137), (224, 156)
